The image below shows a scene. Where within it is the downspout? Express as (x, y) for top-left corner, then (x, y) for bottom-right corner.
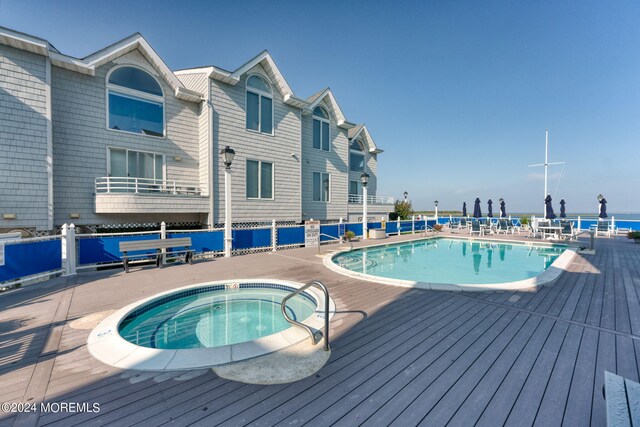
(45, 56), (54, 232)
(207, 95), (214, 228)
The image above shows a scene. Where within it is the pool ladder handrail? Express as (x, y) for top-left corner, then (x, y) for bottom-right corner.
(317, 233), (353, 255)
(281, 280), (330, 351)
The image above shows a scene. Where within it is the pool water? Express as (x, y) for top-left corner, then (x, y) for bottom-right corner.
(332, 238), (565, 285)
(118, 288), (316, 349)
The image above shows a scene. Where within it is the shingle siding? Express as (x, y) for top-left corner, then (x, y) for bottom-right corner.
(51, 49), (202, 226)
(209, 64), (302, 224)
(300, 104), (349, 221)
(0, 45), (50, 231)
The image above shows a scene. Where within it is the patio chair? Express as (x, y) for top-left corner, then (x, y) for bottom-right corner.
(470, 220), (483, 236)
(449, 220), (461, 233)
(560, 220), (575, 240)
(596, 221), (611, 237)
(511, 219), (522, 234)
(527, 224), (542, 239)
(460, 218), (468, 229)
(497, 219), (511, 234)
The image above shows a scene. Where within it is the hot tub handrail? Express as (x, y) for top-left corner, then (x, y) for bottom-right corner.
(281, 280), (330, 351)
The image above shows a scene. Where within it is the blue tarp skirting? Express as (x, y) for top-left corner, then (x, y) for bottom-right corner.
(346, 223), (363, 237)
(78, 234), (160, 265)
(277, 227), (305, 246)
(320, 225), (340, 241)
(0, 240), (62, 282)
(167, 231), (224, 253)
(233, 228), (272, 250)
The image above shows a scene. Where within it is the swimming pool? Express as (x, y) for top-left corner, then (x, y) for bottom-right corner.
(88, 279), (334, 370)
(327, 237), (575, 291)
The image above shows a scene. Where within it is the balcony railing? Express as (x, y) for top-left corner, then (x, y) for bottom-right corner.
(95, 177), (203, 196)
(348, 194), (395, 205)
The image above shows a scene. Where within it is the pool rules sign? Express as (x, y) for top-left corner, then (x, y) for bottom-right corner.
(305, 220), (320, 247)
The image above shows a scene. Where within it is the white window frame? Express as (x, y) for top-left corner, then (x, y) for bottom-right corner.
(313, 172), (331, 203)
(106, 146), (166, 180)
(106, 65), (166, 139)
(349, 180), (361, 196)
(313, 106), (331, 152)
(349, 139), (366, 173)
(245, 74), (275, 136)
(245, 159), (275, 200)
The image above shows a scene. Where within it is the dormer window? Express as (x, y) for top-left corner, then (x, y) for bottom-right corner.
(313, 106), (330, 151)
(350, 139), (366, 172)
(107, 66), (164, 137)
(246, 74), (273, 135)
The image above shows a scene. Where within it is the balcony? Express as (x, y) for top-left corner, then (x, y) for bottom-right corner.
(94, 177), (209, 214)
(348, 194), (395, 205)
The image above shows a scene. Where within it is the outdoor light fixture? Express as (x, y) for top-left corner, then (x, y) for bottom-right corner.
(221, 146), (235, 257)
(597, 194), (603, 202)
(220, 146), (236, 169)
(69, 213), (80, 219)
(499, 197), (504, 203)
(434, 200), (439, 207)
(2, 213), (16, 220)
(360, 172), (369, 187)
(403, 191), (408, 201)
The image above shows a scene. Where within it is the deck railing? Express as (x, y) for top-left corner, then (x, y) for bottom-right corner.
(95, 177), (202, 196)
(348, 194), (395, 205)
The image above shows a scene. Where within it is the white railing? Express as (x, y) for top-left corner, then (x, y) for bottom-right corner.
(348, 194), (395, 205)
(95, 177), (203, 196)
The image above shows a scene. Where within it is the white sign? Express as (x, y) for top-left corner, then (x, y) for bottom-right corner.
(305, 221), (321, 247)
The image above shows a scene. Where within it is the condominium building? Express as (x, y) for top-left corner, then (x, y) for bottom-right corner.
(0, 26), (393, 234)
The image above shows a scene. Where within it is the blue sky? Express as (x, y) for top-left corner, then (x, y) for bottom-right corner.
(2, 0), (639, 214)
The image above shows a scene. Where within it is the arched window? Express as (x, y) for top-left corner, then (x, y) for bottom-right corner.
(246, 74), (273, 134)
(107, 66), (164, 137)
(350, 138), (366, 172)
(313, 106), (330, 151)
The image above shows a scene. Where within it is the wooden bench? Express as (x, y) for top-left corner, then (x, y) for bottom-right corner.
(118, 237), (194, 273)
(604, 371), (640, 426)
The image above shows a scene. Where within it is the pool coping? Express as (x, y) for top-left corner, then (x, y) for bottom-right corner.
(87, 279), (336, 371)
(323, 235), (577, 292)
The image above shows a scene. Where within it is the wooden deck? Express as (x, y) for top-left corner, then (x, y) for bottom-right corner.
(0, 231), (638, 426)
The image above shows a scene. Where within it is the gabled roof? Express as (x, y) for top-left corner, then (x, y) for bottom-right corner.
(176, 51), (307, 108)
(348, 124), (383, 154)
(305, 88), (357, 130)
(0, 26), (203, 102)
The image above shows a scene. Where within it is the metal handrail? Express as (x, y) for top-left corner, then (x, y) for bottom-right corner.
(281, 280), (330, 351)
(317, 233), (352, 254)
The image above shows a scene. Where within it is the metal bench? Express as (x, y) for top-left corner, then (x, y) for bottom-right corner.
(604, 371), (640, 426)
(118, 237), (193, 273)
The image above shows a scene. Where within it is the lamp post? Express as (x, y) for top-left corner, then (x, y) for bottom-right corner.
(221, 146), (235, 257)
(403, 191), (408, 202)
(434, 200), (439, 220)
(361, 172), (369, 240)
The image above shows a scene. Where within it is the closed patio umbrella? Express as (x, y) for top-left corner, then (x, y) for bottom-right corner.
(599, 196), (607, 219)
(559, 199), (566, 218)
(487, 199), (493, 218)
(500, 200), (506, 218)
(462, 202), (467, 217)
(544, 195), (557, 220)
(473, 198), (482, 218)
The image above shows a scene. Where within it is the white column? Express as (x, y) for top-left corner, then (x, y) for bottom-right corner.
(577, 215), (582, 232)
(362, 185), (368, 240)
(61, 223), (77, 276)
(412, 215), (415, 234)
(271, 219), (277, 252)
(160, 221), (167, 264)
(224, 167), (232, 257)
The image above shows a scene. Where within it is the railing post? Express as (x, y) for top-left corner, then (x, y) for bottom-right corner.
(397, 217), (401, 235)
(160, 221), (167, 264)
(106, 176), (110, 193)
(173, 181), (177, 195)
(412, 215), (415, 234)
(611, 215), (616, 234)
(61, 223), (77, 276)
(577, 215), (582, 232)
(135, 178), (138, 193)
(272, 219), (277, 252)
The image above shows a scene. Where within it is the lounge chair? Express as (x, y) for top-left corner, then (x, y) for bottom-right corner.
(460, 218), (468, 229)
(596, 221), (611, 237)
(470, 220), (483, 236)
(497, 219), (511, 234)
(449, 220), (461, 233)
